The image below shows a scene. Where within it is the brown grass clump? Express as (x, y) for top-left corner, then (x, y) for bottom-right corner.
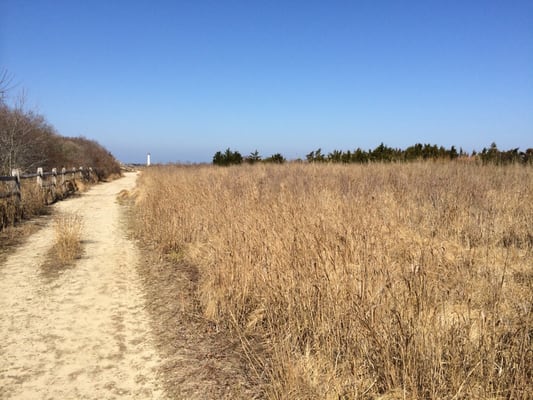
(0, 179), (49, 230)
(20, 180), (49, 216)
(133, 162), (532, 399)
(51, 213), (83, 266)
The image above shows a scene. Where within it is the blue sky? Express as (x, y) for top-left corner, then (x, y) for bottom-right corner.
(1, 0), (532, 163)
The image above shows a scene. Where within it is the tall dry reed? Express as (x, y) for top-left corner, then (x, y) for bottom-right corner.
(133, 162), (532, 399)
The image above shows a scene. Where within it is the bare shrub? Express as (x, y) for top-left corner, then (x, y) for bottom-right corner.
(133, 162), (532, 399)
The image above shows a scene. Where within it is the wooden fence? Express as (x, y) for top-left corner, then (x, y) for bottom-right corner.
(0, 167), (94, 204)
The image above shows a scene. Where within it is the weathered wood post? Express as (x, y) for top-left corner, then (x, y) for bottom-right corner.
(11, 169), (21, 202)
(51, 168), (57, 201)
(37, 167), (44, 188)
(51, 168), (57, 186)
(60, 167), (67, 196)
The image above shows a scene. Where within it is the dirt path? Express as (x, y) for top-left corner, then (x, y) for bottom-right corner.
(0, 173), (166, 399)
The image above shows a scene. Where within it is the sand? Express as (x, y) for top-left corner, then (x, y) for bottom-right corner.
(0, 172), (165, 399)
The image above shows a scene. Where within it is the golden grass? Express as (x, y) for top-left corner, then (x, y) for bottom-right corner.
(133, 162), (532, 399)
(0, 175), (97, 231)
(51, 213), (83, 266)
(0, 180), (48, 230)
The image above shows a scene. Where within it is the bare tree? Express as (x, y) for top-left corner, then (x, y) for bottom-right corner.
(0, 93), (51, 174)
(0, 69), (15, 104)
(0, 73), (120, 177)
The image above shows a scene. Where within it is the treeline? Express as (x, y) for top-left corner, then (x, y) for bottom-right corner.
(306, 142), (533, 164)
(214, 143), (533, 166)
(213, 148), (286, 166)
(0, 94), (120, 179)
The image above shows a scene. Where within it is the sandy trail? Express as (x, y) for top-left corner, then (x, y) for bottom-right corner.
(0, 172), (165, 399)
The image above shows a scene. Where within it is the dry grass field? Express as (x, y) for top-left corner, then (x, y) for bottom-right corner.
(133, 162), (532, 399)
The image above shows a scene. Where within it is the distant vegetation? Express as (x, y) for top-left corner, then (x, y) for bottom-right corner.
(213, 148), (286, 166)
(0, 78), (120, 179)
(214, 143), (533, 166)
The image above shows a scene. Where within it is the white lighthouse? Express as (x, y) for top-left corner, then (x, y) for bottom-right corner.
(147, 153), (151, 167)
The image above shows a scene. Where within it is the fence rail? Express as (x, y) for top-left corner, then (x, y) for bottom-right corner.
(0, 167), (94, 204)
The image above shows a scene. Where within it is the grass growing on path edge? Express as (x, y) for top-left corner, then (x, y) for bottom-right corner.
(118, 190), (256, 399)
(41, 213), (83, 279)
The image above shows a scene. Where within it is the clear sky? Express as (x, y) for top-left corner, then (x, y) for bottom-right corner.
(1, 0), (532, 163)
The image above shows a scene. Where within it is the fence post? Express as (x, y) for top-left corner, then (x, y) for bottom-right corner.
(51, 168), (57, 201)
(51, 168), (57, 186)
(37, 167), (43, 188)
(11, 169), (21, 201)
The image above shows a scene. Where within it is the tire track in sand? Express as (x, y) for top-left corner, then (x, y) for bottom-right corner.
(0, 172), (165, 399)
